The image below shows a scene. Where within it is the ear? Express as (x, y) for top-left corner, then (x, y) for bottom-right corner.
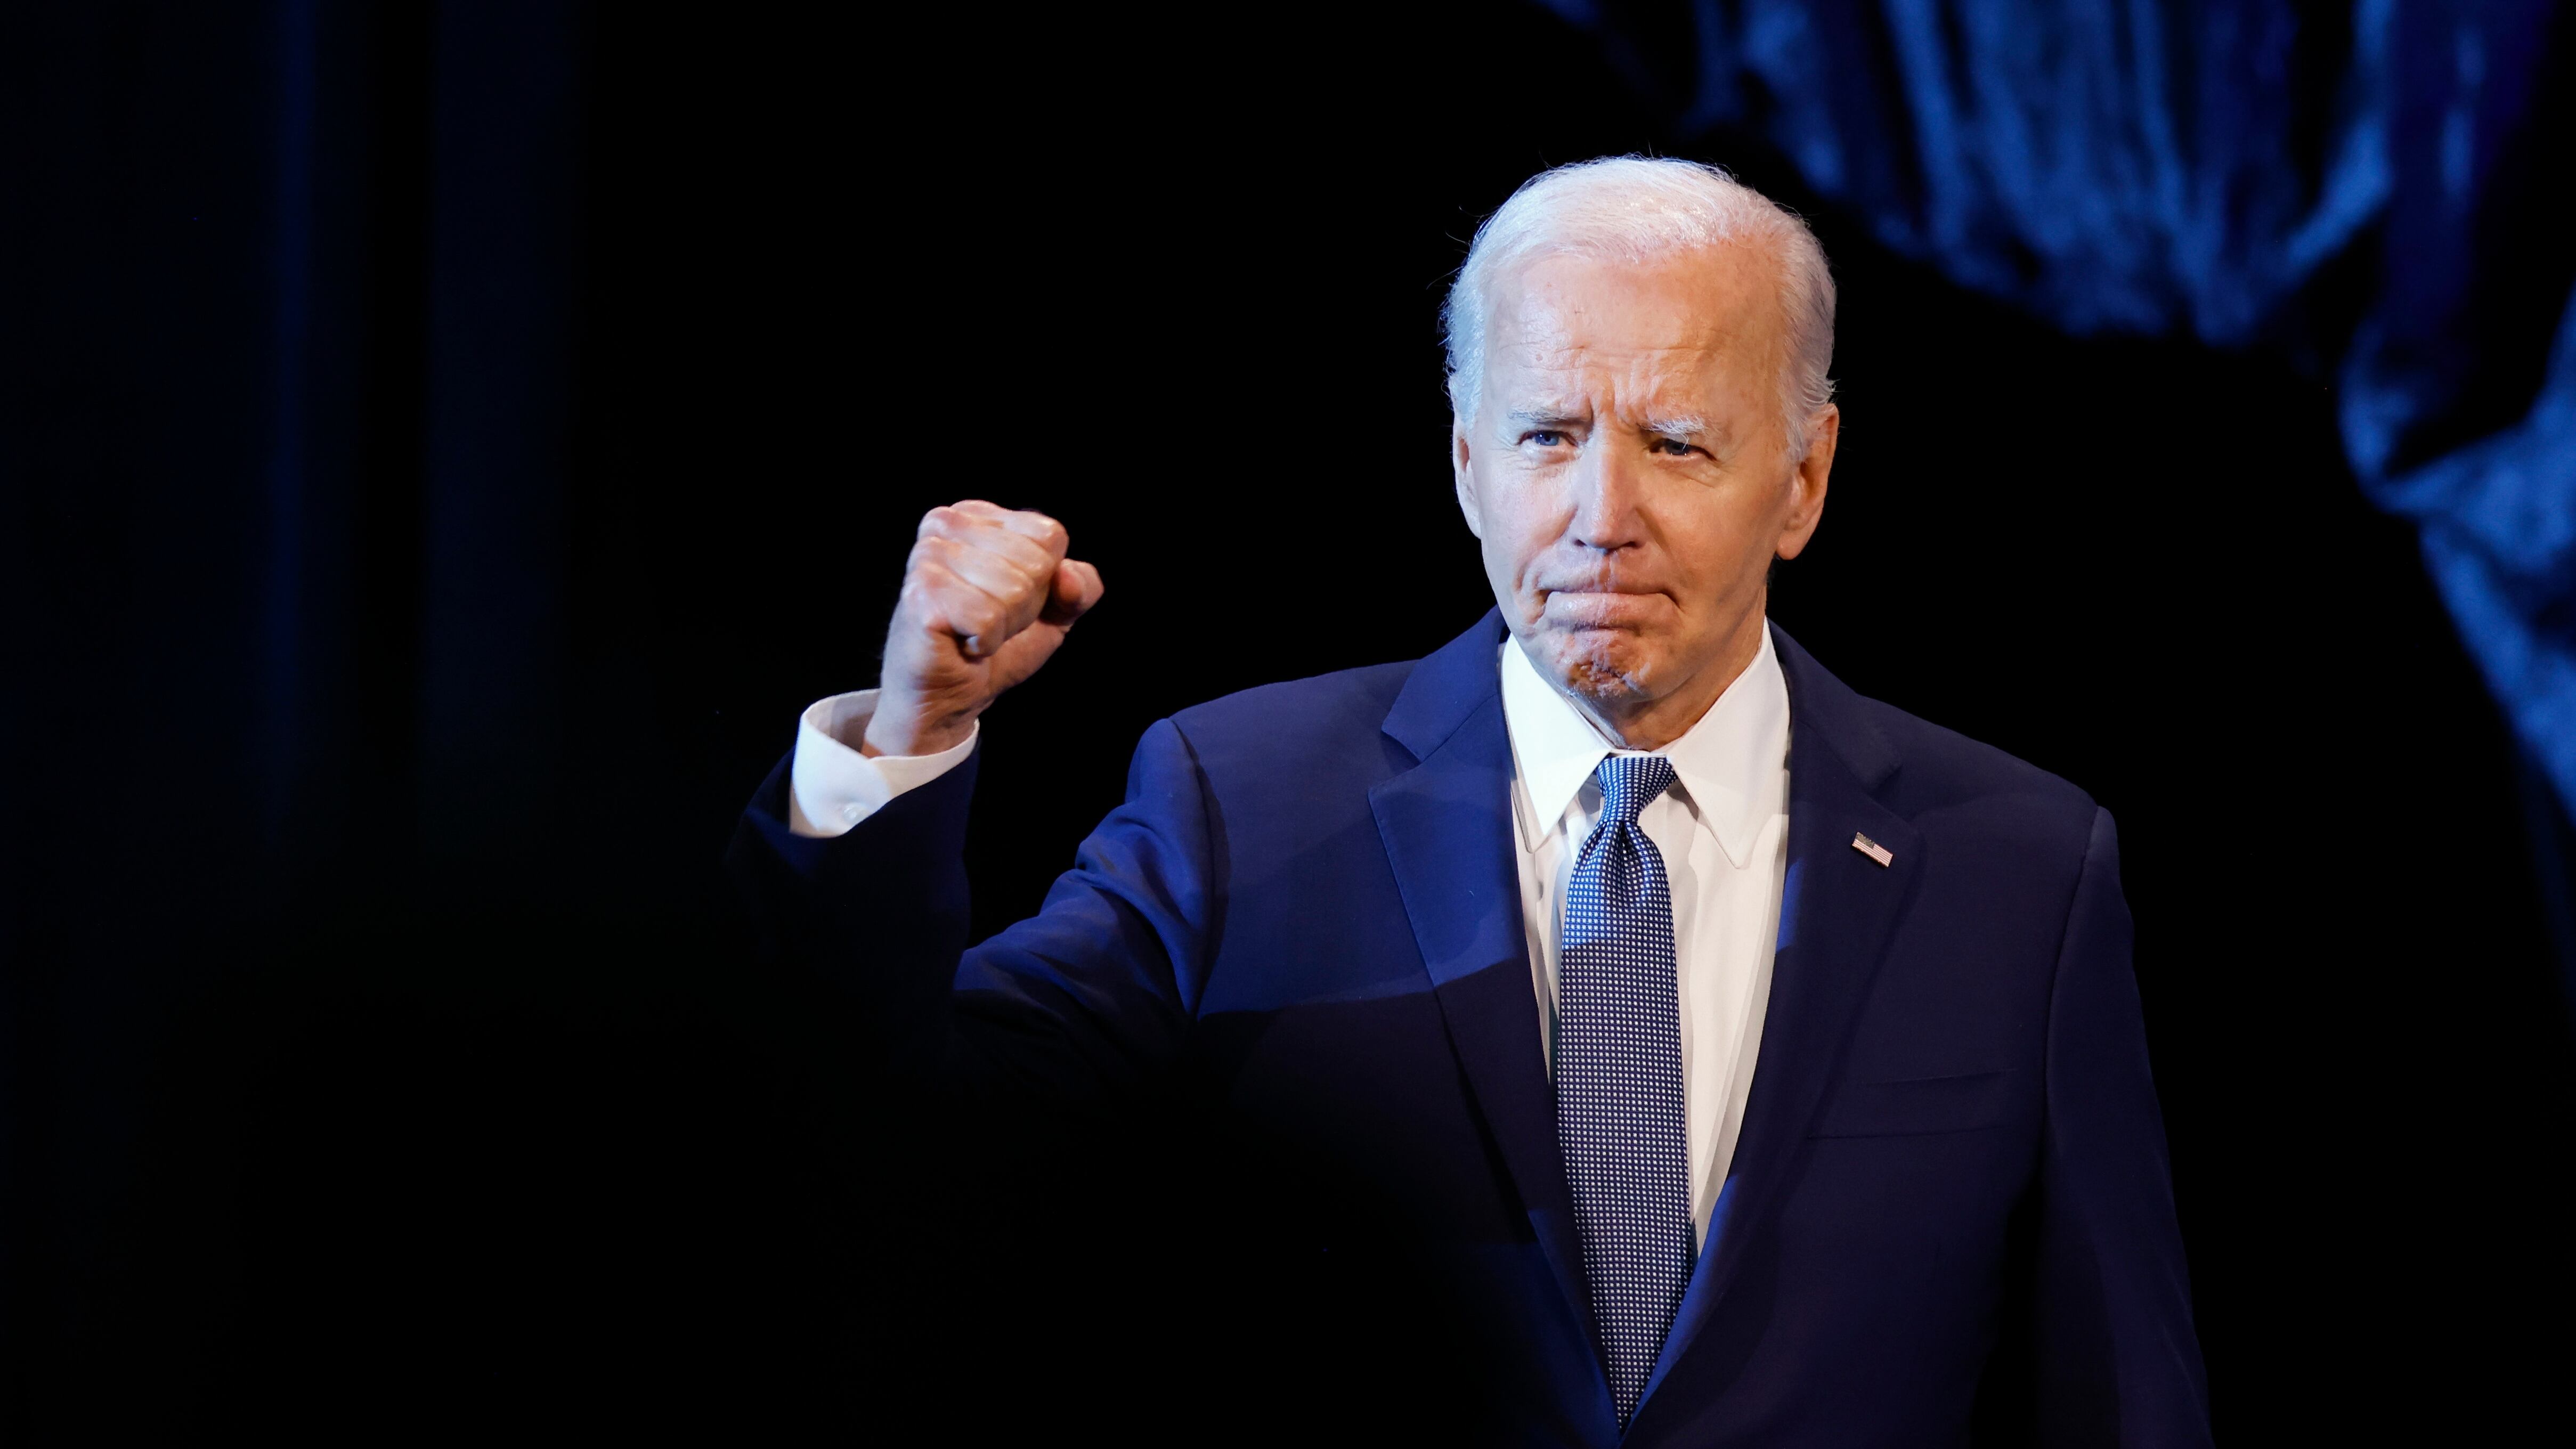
(1773, 404), (1838, 561)
(1451, 412), (1485, 541)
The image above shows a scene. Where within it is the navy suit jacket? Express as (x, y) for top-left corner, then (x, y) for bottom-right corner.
(731, 613), (2211, 1446)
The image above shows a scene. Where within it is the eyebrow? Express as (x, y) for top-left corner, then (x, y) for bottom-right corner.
(1636, 413), (1714, 439)
(1499, 405), (1722, 440)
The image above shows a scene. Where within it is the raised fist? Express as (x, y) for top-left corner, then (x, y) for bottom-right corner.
(863, 500), (1104, 758)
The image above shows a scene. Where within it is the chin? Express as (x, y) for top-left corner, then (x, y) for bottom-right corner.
(1540, 627), (1665, 707)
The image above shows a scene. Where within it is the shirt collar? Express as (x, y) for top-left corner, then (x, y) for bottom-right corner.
(1499, 622), (1791, 870)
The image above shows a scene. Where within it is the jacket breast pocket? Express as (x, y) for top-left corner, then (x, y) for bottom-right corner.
(1809, 1069), (2018, 1138)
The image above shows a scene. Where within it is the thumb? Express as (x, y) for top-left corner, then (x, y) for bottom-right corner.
(1041, 558), (1106, 626)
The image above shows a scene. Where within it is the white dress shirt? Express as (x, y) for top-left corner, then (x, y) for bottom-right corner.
(786, 624), (1794, 1246)
(1497, 628), (1791, 1248)
(782, 690), (979, 836)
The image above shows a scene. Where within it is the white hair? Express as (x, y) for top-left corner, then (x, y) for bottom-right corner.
(1442, 156), (1838, 461)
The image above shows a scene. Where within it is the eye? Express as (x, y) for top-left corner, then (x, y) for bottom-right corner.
(1650, 437), (1697, 457)
(1523, 430), (1568, 448)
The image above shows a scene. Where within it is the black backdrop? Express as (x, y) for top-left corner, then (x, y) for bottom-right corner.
(6, 1), (2572, 1440)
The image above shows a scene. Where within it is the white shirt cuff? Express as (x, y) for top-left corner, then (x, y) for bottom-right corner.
(785, 689), (979, 837)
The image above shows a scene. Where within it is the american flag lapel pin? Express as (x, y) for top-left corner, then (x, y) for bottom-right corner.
(1851, 832), (1894, 867)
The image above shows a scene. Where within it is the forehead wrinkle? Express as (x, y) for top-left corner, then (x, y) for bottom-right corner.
(1496, 266), (1782, 395)
(1496, 366), (1731, 436)
(1491, 327), (1760, 435)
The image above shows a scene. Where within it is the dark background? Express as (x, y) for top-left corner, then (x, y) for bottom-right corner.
(5, 1), (2572, 1440)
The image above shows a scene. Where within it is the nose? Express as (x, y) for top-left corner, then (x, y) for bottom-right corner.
(1567, 439), (1647, 552)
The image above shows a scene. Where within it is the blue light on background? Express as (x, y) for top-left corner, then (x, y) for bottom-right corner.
(1542, 0), (2576, 826)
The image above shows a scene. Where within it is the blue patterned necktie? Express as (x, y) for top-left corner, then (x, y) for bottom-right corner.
(1556, 754), (1691, 1427)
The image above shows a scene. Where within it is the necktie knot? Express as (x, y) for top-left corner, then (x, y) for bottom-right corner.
(1593, 754), (1677, 829)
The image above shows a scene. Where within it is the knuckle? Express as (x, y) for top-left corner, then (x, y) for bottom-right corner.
(1001, 556), (1045, 599)
(914, 557), (970, 599)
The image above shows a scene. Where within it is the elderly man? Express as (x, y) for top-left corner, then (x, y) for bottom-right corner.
(731, 158), (2210, 1445)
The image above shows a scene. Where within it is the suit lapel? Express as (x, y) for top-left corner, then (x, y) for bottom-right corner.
(1636, 624), (1923, 1415)
(1368, 616), (1923, 1430)
(1368, 613), (1597, 1366)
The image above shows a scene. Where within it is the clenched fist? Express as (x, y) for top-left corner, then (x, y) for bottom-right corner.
(864, 500), (1105, 758)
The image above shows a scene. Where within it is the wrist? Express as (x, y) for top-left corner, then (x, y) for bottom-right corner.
(860, 693), (979, 759)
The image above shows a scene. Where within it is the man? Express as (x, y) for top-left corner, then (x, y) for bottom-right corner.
(731, 158), (2211, 1445)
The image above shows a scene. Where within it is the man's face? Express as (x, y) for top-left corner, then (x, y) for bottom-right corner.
(1452, 244), (1835, 744)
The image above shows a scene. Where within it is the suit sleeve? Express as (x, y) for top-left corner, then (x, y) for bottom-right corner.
(2033, 807), (2213, 1447)
(725, 716), (1216, 1100)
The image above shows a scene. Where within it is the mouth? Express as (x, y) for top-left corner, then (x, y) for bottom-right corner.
(1540, 588), (1671, 629)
